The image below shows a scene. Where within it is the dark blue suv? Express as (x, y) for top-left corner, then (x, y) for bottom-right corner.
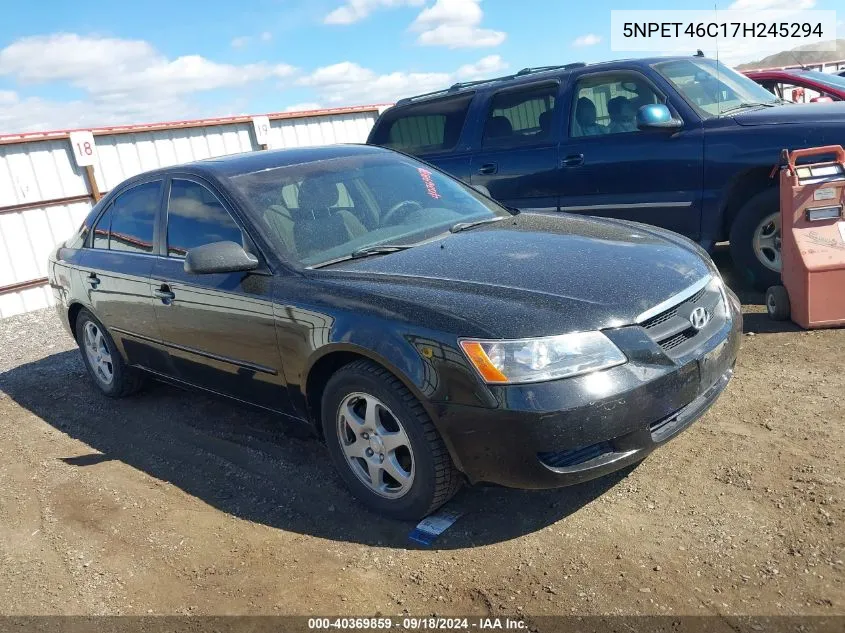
(367, 56), (845, 289)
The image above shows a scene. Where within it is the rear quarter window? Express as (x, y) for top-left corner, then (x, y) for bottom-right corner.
(370, 93), (473, 156)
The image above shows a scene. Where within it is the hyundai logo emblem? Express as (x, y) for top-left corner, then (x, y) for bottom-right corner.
(689, 306), (710, 330)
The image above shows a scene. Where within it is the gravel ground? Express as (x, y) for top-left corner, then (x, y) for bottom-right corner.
(0, 251), (843, 618)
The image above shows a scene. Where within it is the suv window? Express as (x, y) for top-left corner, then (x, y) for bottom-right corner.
(370, 94), (473, 155)
(166, 179), (245, 257)
(571, 73), (662, 138)
(91, 181), (160, 253)
(483, 83), (557, 148)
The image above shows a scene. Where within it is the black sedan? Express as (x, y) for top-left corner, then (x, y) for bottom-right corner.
(48, 144), (741, 520)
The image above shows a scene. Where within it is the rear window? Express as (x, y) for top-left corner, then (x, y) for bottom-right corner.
(370, 94), (473, 155)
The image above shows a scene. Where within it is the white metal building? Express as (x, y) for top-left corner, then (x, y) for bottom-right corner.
(0, 105), (386, 318)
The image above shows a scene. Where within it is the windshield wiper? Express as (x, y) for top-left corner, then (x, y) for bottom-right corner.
(349, 245), (414, 258)
(308, 244), (414, 269)
(721, 102), (778, 115)
(450, 217), (506, 233)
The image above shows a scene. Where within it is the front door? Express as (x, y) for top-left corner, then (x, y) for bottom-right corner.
(469, 81), (561, 212)
(150, 177), (290, 412)
(557, 70), (705, 239)
(78, 179), (167, 371)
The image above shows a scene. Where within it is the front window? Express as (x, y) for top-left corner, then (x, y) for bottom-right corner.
(570, 72), (663, 137)
(166, 179), (246, 257)
(229, 153), (509, 267)
(654, 58), (780, 118)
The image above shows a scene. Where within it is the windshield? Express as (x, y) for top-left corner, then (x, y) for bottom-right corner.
(228, 152), (509, 267)
(798, 70), (845, 91)
(654, 58), (780, 118)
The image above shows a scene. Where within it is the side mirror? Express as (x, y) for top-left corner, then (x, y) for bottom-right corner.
(472, 184), (492, 197)
(184, 241), (259, 275)
(636, 104), (683, 131)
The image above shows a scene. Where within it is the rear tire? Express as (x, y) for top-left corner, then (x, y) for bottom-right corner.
(765, 285), (791, 321)
(321, 359), (461, 520)
(729, 188), (781, 291)
(75, 308), (145, 397)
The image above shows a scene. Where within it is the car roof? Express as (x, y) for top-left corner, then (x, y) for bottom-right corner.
(126, 143), (390, 183)
(393, 56), (703, 106)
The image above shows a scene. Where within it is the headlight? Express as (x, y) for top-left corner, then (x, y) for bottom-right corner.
(459, 332), (627, 385)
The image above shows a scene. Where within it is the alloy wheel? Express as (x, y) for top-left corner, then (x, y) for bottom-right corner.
(83, 321), (114, 386)
(752, 211), (782, 272)
(336, 392), (415, 499)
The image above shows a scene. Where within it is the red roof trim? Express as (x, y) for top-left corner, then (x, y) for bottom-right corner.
(0, 104), (393, 145)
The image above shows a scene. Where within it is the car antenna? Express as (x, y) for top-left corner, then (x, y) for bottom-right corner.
(789, 51), (809, 70)
(695, 49), (704, 57)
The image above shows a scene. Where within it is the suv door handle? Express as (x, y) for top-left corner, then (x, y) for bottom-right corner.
(87, 272), (100, 288)
(154, 284), (175, 305)
(560, 154), (584, 168)
(477, 162), (498, 175)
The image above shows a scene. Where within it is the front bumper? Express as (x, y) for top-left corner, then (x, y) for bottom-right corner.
(433, 288), (742, 489)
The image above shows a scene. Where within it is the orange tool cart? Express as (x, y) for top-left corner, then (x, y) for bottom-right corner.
(767, 145), (845, 328)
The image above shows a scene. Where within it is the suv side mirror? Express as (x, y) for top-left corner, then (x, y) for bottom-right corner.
(184, 241), (259, 274)
(636, 104), (683, 131)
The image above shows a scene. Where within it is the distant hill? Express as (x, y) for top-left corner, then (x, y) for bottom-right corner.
(737, 39), (845, 70)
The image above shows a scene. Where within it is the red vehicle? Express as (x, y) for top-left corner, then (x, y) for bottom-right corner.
(744, 69), (845, 103)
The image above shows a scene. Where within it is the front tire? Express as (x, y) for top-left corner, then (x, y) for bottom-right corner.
(729, 188), (781, 291)
(321, 359), (461, 520)
(75, 308), (145, 397)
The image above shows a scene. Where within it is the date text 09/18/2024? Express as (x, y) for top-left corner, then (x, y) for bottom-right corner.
(307, 617), (527, 630)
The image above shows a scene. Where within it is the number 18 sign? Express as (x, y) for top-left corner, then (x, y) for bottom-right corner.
(69, 131), (98, 167)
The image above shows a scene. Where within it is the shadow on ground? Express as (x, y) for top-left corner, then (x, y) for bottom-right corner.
(711, 244), (800, 335)
(0, 349), (631, 550)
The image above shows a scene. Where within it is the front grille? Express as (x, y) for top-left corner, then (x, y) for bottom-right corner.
(641, 287), (706, 331)
(538, 441), (613, 469)
(639, 280), (724, 357)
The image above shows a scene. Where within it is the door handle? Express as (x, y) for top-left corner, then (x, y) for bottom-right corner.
(154, 284), (175, 304)
(87, 272), (100, 288)
(477, 162), (498, 175)
(560, 154), (585, 168)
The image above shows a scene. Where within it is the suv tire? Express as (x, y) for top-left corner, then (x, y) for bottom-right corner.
(729, 188), (781, 291)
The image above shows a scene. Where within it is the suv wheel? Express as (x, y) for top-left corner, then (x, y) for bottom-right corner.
(729, 188), (781, 291)
(75, 308), (145, 397)
(321, 359), (461, 520)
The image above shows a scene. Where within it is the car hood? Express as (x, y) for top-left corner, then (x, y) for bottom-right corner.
(732, 102), (845, 126)
(320, 213), (713, 338)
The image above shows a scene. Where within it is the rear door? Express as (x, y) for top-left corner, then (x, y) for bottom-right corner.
(150, 176), (290, 412)
(556, 69), (705, 239)
(78, 179), (167, 370)
(469, 81), (561, 212)
(368, 94), (475, 183)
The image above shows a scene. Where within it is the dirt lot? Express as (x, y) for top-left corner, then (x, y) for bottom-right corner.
(0, 251), (843, 619)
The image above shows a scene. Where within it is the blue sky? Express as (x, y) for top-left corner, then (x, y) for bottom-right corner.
(0, 0), (842, 133)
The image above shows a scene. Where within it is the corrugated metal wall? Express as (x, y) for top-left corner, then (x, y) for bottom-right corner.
(0, 106), (383, 318)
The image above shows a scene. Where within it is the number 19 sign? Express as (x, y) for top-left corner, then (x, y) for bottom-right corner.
(69, 131), (98, 167)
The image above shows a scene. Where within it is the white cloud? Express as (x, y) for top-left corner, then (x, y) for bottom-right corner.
(298, 55), (506, 104)
(324, 0), (424, 25)
(260, 31), (273, 42)
(410, 0), (505, 48)
(0, 89), (17, 104)
(455, 54), (507, 79)
(231, 35), (251, 48)
(572, 33), (601, 48)
(283, 102), (323, 112)
(0, 33), (296, 132)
